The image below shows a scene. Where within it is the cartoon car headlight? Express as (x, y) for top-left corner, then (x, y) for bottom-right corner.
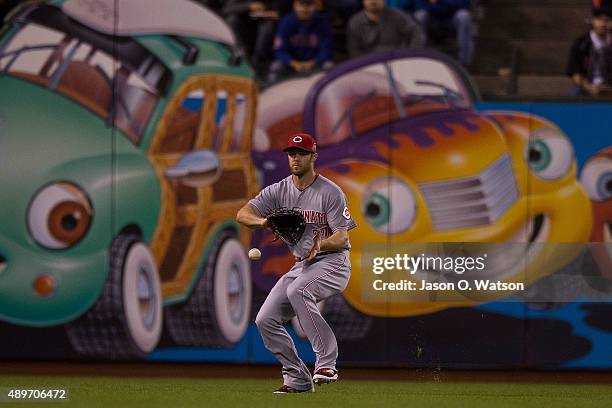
(361, 177), (417, 235)
(581, 150), (612, 205)
(27, 182), (92, 250)
(526, 128), (574, 181)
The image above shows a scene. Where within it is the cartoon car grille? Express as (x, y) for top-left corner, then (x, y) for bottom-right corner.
(419, 154), (519, 231)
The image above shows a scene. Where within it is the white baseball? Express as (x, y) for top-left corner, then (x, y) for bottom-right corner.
(248, 248), (261, 260)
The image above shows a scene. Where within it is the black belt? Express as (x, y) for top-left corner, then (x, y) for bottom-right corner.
(296, 251), (339, 262)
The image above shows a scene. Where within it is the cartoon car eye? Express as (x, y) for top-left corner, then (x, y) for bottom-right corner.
(580, 157), (612, 201)
(362, 177), (416, 234)
(27, 183), (92, 249)
(526, 128), (574, 180)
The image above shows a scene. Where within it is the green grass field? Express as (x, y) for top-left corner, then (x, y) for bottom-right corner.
(1, 375), (612, 408)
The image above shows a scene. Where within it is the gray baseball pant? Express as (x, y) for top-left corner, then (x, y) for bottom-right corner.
(255, 250), (351, 390)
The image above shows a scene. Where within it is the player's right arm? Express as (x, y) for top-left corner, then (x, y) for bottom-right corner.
(237, 183), (278, 229)
(236, 204), (268, 230)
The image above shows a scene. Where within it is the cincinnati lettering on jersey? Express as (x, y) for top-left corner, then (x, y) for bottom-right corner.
(298, 209), (327, 225)
(296, 209), (333, 238)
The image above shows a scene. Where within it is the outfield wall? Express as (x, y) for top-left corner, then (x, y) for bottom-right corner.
(1, 100), (610, 369)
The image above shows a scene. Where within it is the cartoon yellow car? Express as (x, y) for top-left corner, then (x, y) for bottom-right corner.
(251, 50), (592, 337)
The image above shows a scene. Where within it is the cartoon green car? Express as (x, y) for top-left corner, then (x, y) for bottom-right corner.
(0, 0), (258, 358)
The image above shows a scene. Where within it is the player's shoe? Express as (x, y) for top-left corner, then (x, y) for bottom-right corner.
(313, 368), (338, 385)
(273, 385), (314, 394)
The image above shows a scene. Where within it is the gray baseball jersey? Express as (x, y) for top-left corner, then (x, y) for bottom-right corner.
(248, 174), (357, 258)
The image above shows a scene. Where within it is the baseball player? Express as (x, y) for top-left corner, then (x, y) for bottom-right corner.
(236, 132), (356, 393)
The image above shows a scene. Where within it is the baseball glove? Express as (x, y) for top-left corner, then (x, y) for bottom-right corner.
(266, 208), (306, 246)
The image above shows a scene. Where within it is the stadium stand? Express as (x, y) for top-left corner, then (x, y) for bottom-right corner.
(473, 0), (592, 98)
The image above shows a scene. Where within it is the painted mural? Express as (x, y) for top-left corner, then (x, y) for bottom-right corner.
(0, 0), (610, 368)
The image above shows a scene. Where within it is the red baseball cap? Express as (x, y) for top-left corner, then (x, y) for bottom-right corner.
(283, 132), (317, 153)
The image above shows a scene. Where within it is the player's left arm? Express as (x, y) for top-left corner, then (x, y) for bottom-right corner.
(319, 229), (349, 251)
(319, 185), (356, 252)
(307, 229), (348, 261)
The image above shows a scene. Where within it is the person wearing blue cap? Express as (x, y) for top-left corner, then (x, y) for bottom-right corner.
(267, 0), (334, 84)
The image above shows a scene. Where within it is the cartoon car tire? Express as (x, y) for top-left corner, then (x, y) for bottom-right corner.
(65, 234), (163, 358)
(323, 294), (373, 341)
(164, 230), (252, 347)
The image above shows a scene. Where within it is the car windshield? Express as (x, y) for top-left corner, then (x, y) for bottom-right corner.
(0, 5), (171, 144)
(313, 57), (472, 146)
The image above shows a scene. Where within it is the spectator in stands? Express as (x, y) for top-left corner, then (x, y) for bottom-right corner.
(566, 6), (612, 96)
(346, 0), (425, 58)
(222, 1), (292, 77)
(413, 0), (474, 66)
(268, 0), (333, 83)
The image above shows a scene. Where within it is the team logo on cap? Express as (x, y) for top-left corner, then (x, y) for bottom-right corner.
(292, 136), (303, 143)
